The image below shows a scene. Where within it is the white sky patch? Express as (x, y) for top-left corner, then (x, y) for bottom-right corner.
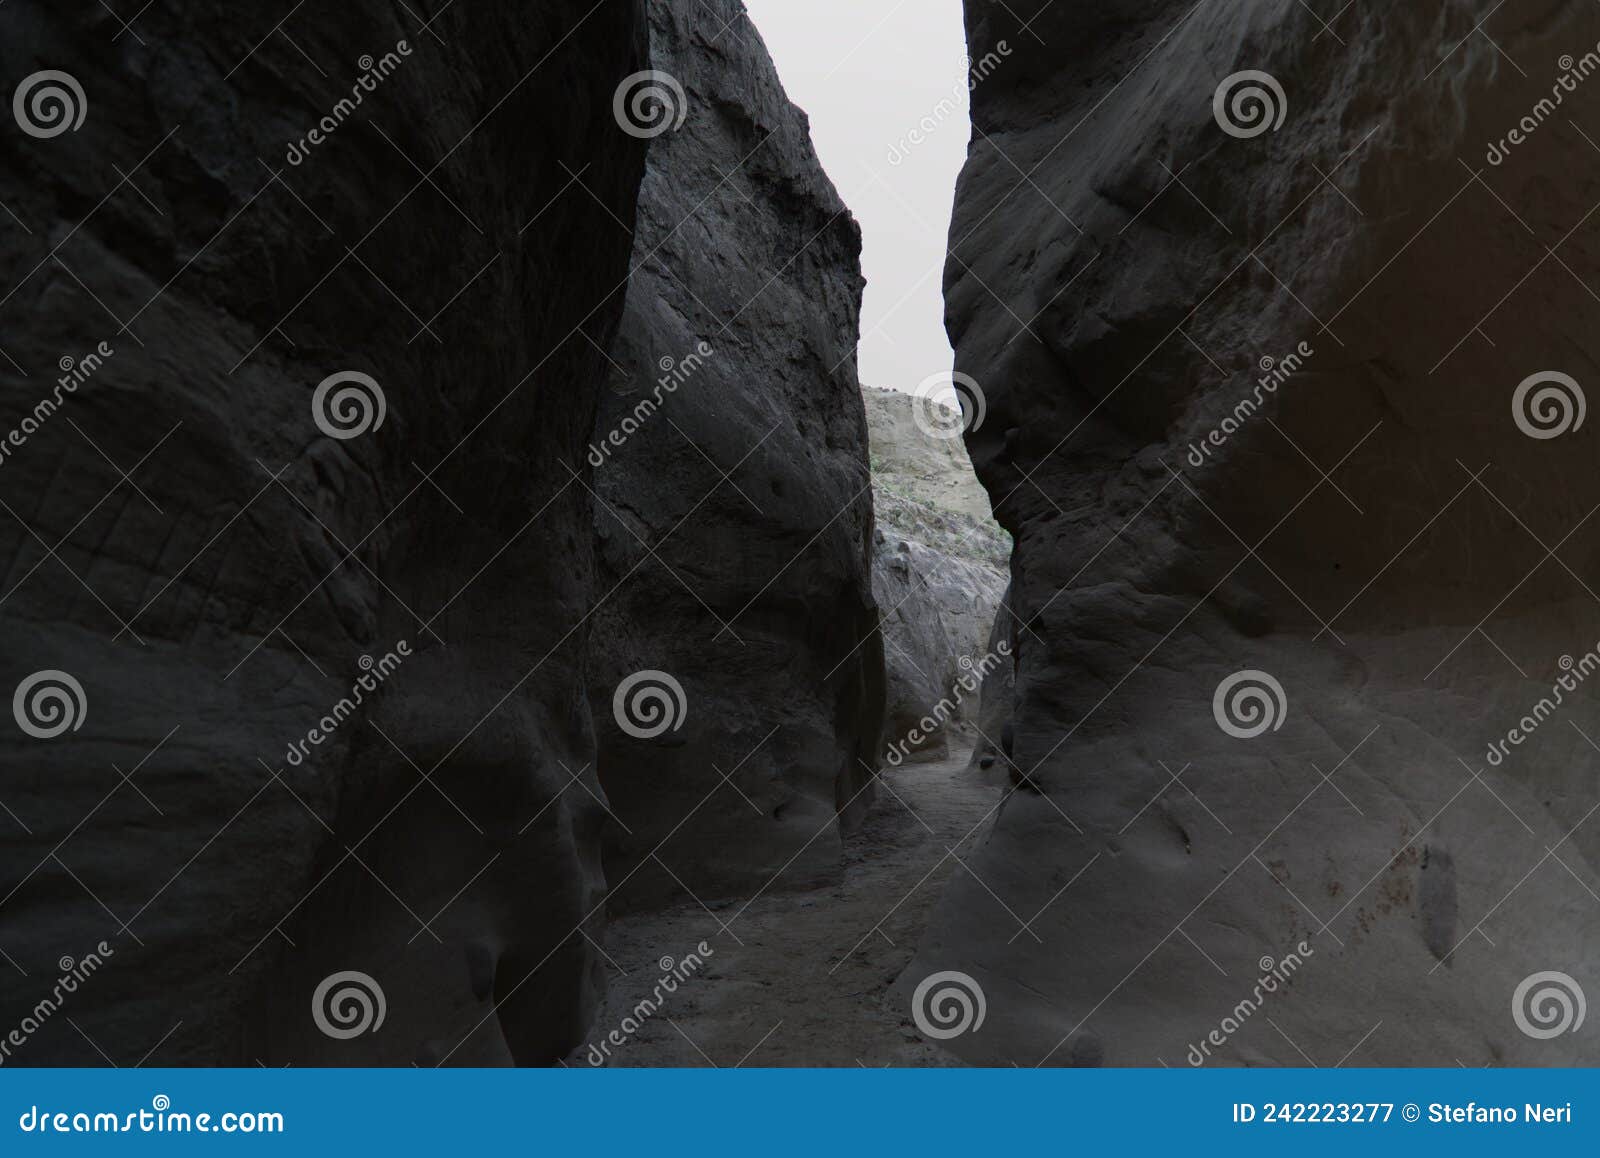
(743, 0), (970, 394)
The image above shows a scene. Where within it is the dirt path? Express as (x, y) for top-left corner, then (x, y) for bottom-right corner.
(580, 748), (1001, 1066)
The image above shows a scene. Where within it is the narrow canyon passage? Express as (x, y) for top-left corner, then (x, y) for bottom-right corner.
(10, 0), (1594, 1080)
(584, 748), (999, 1066)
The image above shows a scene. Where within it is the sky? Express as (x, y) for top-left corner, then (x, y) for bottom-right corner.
(742, 0), (970, 394)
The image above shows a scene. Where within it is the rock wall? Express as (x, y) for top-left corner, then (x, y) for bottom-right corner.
(872, 535), (1001, 761)
(588, 0), (883, 913)
(908, 0), (1600, 1065)
(0, 0), (647, 1065)
(968, 581), (1017, 775)
(866, 389), (1007, 762)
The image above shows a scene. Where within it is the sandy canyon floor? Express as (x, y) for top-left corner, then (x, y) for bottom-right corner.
(582, 747), (1000, 1066)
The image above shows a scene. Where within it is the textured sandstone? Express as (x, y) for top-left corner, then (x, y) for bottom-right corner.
(905, 0), (1600, 1065)
(864, 386), (997, 525)
(968, 580), (1017, 775)
(588, 0), (883, 913)
(866, 388), (1007, 762)
(0, 0), (647, 1065)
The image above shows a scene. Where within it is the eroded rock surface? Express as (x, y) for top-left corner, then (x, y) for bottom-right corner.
(865, 385), (998, 525)
(906, 0), (1600, 1065)
(866, 387), (1007, 763)
(0, 0), (647, 1065)
(589, 0), (883, 914)
(968, 580), (1017, 775)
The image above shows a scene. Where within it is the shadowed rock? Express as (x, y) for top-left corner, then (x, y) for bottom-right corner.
(904, 0), (1600, 1066)
(588, 0), (884, 914)
(0, 0), (648, 1065)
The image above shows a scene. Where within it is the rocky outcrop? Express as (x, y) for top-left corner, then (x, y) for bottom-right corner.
(0, 0), (647, 1064)
(865, 386), (997, 525)
(907, 0), (1600, 1065)
(588, 0), (883, 913)
(866, 387), (1007, 762)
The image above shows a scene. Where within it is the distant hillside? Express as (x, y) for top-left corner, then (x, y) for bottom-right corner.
(863, 386), (1009, 569)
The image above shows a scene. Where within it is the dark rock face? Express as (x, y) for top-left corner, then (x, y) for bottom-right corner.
(0, 0), (646, 1065)
(588, 0), (883, 913)
(909, 0), (1600, 1064)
